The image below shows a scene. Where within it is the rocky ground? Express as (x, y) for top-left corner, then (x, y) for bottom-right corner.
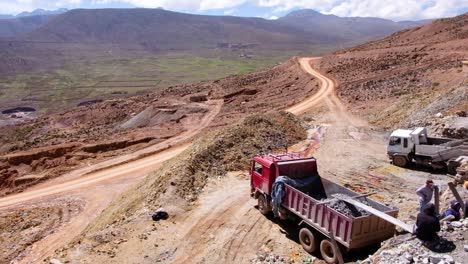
(372, 219), (468, 264)
(0, 197), (85, 263)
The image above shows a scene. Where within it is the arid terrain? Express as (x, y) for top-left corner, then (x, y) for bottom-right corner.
(0, 11), (467, 264)
(0, 8), (430, 116)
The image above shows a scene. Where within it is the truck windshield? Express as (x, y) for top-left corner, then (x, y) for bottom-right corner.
(277, 160), (317, 179)
(389, 137), (401, 146)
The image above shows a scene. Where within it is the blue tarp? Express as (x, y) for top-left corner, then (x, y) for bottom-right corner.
(271, 175), (319, 217)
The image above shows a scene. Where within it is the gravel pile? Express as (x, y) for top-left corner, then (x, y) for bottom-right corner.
(439, 219), (468, 242)
(251, 253), (289, 264)
(321, 194), (371, 218)
(370, 219), (468, 264)
(251, 252), (315, 264)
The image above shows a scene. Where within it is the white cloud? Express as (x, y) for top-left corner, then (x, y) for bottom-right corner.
(327, 0), (468, 20)
(93, 0), (247, 11)
(258, 0), (339, 12)
(0, 0), (82, 14)
(267, 15), (278, 20)
(223, 9), (236, 15)
(258, 0), (467, 20)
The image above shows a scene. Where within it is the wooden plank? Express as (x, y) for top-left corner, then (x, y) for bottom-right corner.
(335, 196), (413, 233)
(434, 185), (440, 215)
(447, 182), (466, 217)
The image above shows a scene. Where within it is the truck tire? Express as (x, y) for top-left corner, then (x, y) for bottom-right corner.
(257, 195), (270, 215)
(447, 160), (460, 175)
(299, 227), (318, 253)
(320, 239), (338, 264)
(393, 155), (408, 168)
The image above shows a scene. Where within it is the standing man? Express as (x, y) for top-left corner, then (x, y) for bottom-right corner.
(416, 180), (437, 213)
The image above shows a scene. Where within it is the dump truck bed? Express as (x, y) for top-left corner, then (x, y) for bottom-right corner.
(416, 139), (468, 162)
(282, 178), (398, 249)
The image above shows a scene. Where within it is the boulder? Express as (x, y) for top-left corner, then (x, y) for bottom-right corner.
(49, 259), (63, 264)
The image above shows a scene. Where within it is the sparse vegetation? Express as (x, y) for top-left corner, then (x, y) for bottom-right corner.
(0, 53), (291, 113)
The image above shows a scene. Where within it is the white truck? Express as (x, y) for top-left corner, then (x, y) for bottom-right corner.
(387, 127), (468, 174)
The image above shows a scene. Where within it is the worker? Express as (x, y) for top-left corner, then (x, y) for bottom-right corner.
(415, 203), (440, 242)
(440, 200), (461, 222)
(416, 180), (437, 213)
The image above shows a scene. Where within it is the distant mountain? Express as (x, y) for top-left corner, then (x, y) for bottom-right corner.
(0, 15), (14, 19)
(276, 9), (426, 42)
(23, 8), (331, 49)
(22, 8), (430, 47)
(17, 8), (68, 17)
(0, 15), (56, 38)
(0, 8), (434, 75)
(0, 8), (68, 38)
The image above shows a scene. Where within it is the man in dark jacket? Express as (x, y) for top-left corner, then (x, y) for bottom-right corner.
(440, 200), (461, 222)
(415, 203), (440, 241)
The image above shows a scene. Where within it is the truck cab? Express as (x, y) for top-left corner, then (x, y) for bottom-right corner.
(387, 127), (468, 173)
(387, 129), (414, 156)
(387, 128), (432, 167)
(250, 153), (317, 213)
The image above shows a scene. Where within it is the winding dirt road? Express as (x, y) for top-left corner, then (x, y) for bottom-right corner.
(286, 57), (364, 127)
(71, 57), (392, 264)
(3, 57), (385, 263)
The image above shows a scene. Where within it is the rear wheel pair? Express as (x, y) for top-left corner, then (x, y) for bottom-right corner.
(299, 227), (339, 264)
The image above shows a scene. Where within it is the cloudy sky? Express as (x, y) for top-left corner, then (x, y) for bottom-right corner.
(1, 0), (467, 21)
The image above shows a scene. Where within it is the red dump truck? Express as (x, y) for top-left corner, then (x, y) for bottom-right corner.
(250, 153), (399, 264)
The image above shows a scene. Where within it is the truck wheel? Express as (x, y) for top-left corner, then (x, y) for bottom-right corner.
(320, 239), (338, 264)
(447, 160), (460, 175)
(299, 228), (317, 253)
(257, 195), (270, 215)
(393, 155), (408, 167)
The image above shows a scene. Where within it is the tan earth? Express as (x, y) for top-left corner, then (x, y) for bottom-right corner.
(47, 58), (450, 264)
(0, 51), (463, 263)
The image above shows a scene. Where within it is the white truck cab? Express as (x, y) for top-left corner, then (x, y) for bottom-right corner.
(388, 129), (414, 156)
(387, 127), (468, 174)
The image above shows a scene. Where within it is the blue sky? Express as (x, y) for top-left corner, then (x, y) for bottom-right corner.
(0, 0), (467, 21)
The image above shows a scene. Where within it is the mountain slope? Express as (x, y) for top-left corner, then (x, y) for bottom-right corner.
(276, 9), (425, 42)
(0, 15), (55, 38)
(23, 8), (429, 47)
(23, 8), (333, 48)
(16, 8), (68, 17)
(318, 13), (468, 128)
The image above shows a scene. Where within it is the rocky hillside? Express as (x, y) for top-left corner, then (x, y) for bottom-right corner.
(318, 13), (468, 130)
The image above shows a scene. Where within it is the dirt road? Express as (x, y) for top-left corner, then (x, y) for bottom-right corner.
(66, 58), (401, 264)
(4, 58), (431, 263)
(96, 58), (431, 264)
(0, 100), (223, 263)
